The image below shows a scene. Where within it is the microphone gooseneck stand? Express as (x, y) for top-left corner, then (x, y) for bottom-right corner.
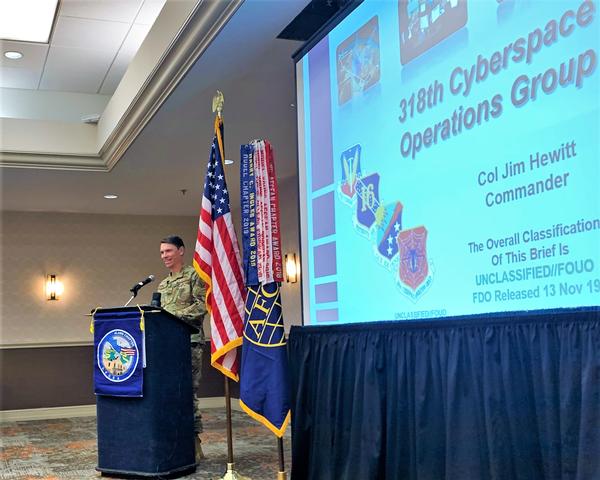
(124, 275), (155, 306)
(124, 292), (137, 307)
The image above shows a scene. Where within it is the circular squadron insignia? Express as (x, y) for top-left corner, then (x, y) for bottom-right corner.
(97, 329), (139, 382)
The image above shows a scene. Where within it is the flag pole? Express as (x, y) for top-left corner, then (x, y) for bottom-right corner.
(277, 437), (287, 480)
(222, 376), (241, 479)
(225, 380), (233, 464)
(220, 376), (249, 479)
(212, 91), (250, 480)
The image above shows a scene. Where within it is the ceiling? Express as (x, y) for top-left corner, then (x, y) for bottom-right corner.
(0, 0), (166, 95)
(1, 0), (312, 216)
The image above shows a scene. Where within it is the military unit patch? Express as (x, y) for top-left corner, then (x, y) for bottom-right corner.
(397, 226), (433, 301)
(375, 201), (404, 268)
(338, 144), (362, 205)
(93, 311), (145, 397)
(337, 145), (432, 301)
(354, 172), (381, 239)
(97, 329), (139, 382)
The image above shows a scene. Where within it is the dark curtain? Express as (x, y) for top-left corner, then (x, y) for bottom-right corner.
(288, 308), (600, 480)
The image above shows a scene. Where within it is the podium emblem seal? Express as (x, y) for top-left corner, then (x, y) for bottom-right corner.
(97, 329), (139, 382)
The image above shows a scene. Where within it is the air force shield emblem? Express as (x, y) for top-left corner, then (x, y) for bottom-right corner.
(354, 172), (380, 238)
(374, 201), (403, 268)
(338, 144), (362, 204)
(397, 226), (432, 300)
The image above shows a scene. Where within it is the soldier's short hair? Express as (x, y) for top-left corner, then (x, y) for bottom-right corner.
(161, 235), (185, 248)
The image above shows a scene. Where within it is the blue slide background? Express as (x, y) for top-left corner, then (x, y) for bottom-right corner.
(297, 0), (599, 325)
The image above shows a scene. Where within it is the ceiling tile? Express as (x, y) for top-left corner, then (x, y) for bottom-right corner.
(0, 41), (48, 89)
(135, 0), (167, 25)
(99, 23), (152, 95)
(40, 46), (115, 93)
(118, 22), (152, 57)
(51, 16), (130, 52)
(59, 0), (144, 24)
(0, 66), (42, 89)
(0, 40), (49, 69)
(98, 60), (126, 95)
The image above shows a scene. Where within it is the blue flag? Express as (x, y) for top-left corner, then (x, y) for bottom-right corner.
(239, 282), (290, 437)
(93, 310), (144, 397)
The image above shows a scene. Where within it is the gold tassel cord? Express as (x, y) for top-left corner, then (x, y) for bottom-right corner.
(136, 305), (145, 331)
(89, 307), (100, 334)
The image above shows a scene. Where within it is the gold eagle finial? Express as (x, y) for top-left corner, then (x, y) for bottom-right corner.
(212, 90), (224, 117)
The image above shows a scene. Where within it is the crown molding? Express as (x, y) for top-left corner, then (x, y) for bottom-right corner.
(0, 0), (244, 172)
(101, 0), (244, 171)
(0, 151), (107, 171)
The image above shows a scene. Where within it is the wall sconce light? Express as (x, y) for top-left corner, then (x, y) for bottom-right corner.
(46, 274), (64, 300)
(284, 253), (299, 283)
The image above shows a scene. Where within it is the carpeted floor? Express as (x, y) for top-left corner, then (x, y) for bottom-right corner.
(0, 409), (291, 479)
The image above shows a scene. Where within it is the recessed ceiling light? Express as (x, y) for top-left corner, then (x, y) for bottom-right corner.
(104, 194), (118, 199)
(4, 51), (22, 60)
(224, 159), (234, 165)
(0, 0), (59, 43)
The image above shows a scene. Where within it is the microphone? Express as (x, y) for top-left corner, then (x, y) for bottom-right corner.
(130, 275), (155, 295)
(150, 292), (161, 308)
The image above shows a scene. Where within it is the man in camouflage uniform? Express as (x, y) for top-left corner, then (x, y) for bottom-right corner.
(157, 235), (206, 462)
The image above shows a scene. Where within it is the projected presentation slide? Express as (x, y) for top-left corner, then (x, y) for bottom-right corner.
(296, 0), (599, 325)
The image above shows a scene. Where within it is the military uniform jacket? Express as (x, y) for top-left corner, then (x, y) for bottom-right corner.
(157, 265), (206, 343)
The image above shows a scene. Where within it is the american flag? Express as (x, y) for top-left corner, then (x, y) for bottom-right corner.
(193, 116), (246, 381)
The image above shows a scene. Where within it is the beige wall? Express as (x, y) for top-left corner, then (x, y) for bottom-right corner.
(277, 176), (302, 328)
(0, 211), (200, 346)
(1, 195), (301, 346)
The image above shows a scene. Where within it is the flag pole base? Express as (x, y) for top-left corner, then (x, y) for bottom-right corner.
(277, 471), (287, 480)
(219, 463), (251, 480)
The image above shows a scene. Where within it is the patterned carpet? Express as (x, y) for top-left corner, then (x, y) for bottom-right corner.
(0, 409), (291, 479)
